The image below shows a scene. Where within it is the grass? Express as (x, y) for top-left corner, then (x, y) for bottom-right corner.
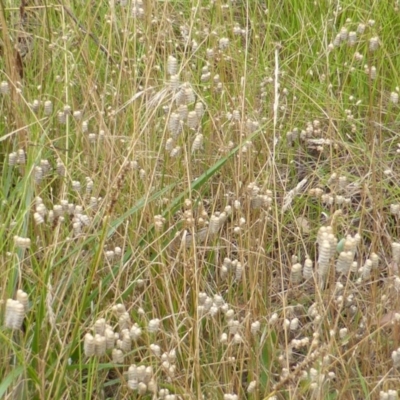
(1, 0), (400, 399)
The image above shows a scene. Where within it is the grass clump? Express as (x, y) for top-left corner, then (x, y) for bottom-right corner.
(1, 0), (400, 399)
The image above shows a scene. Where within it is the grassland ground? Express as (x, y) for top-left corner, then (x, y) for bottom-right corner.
(1, 1), (400, 399)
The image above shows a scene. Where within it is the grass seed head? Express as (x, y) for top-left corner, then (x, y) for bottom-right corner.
(390, 92), (399, 104)
(0, 81), (10, 94)
(369, 36), (380, 51)
(84, 333), (95, 356)
(14, 236), (31, 249)
(5, 299), (25, 330)
(167, 55), (178, 76)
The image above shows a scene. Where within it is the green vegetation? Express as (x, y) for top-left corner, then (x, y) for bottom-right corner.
(1, 0), (400, 399)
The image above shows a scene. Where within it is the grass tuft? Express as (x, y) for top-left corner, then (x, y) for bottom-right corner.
(1, 0), (400, 399)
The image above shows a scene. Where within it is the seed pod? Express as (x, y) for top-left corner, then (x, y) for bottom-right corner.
(167, 55), (178, 75)
(390, 92), (399, 104)
(8, 152), (17, 166)
(165, 137), (174, 151)
(348, 31), (357, 46)
(84, 333), (95, 356)
(228, 319), (240, 335)
(369, 36), (379, 51)
(318, 240), (331, 279)
(247, 380), (257, 394)
(34, 166), (43, 184)
(235, 262), (243, 281)
(82, 120), (89, 132)
(333, 34), (341, 47)
(336, 251), (353, 274)
(303, 258), (313, 279)
(31, 99), (40, 113)
(5, 299), (25, 329)
(220, 266), (228, 280)
(209, 215), (221, 235)
(168, 112), (180, 136)
(201, 71), (211, 82)
(128, 365), (138, 380)
(291, 263), (302, 283)
(56, 159), (65, 176)
(195, 102), (205, 119)
(361, 259), (373, 280)
(93, 318), (106, 335)
(130, 324), (142, 340)
(251, 321), (260, 335)
(150, 343), (161, 356)
(118, 312), (131, 329)
(112, 348), (124, 364)
(33, 212), (44, 225)
(290, 318), (299, 331)
(191, 134), (203, 152)
(185, 86), (195, 104)
(187, 111), (199, 130)
(14, 236), (31, 249)
(137, 382), (147, 395)
(177, 104), (188, 121)
(40, 159), (51, 174)
(16, 290), (29, 311)
(72, 181), (81, 192)
(206, 48), (214, 58)
(170, 74), (180, 90)
(89, 197), (98, 210)
(94, 334), (106, 356)
(170, 146), (181, 158)
(0, 81), (10, 94)
(371, 253), (379, 269)
(392, 242), (400, 264)
(17, 149), (26, 165)
(127, 379), (138, 390)
(339, 27), (348, 41)
(148, 318), (160, 333)
(219, 37), (229, 49)
(369, 66), (377, 80)
(105, 328), (116, 349)
(357, 23), (366, 34)
(147, 379), (157, 393)
(120, 329), (132, 352)
(73, 110), (82, 120)
(57, 111), (66, 124)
